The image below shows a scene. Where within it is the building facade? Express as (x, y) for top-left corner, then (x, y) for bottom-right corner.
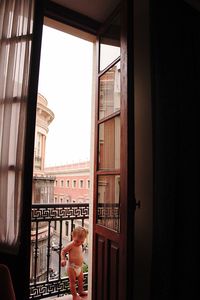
(45, 162), (90, 204)
(32, 93), (55, 205)
(45, 162), (90, 244)
(30, 94), (55, 283)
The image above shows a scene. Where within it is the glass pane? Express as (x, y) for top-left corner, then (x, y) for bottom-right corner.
(99, 62), (120, 120)
(97, 175), (120, 232)
(100, 13), (120, 71)
(98, 116), (120, 170)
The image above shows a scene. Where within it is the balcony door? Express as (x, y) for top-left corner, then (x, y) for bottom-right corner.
(92, 3), (135, 299)
(0, 0), (134, 298)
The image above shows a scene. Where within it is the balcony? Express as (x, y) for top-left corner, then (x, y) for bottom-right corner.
(30, 203), (89, 299)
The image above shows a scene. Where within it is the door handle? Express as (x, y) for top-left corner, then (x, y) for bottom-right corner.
(135, 199), (141, 209)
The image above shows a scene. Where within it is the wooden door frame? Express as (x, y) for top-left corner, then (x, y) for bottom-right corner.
(22, 2), (100, 297)
(92, 1), (135, 299)
(22, 1), (45, 298)
(119, 0), (135, 298)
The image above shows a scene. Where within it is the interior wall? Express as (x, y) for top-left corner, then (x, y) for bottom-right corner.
(133, 0), (153, 299)
(151, 1), (199, 299)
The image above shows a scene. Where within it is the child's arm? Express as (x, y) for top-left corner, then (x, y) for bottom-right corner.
(60, 241), (74, 267)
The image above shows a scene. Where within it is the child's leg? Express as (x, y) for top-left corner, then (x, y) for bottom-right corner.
(67, 267), (77, 297)
(77, 271), (88, 297)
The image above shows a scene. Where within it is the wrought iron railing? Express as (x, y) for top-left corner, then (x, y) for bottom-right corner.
(97, 203), (120, 232)
(29, 203), (89, 299)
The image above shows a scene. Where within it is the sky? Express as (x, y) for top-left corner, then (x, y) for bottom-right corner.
(38, 25), (93, 166)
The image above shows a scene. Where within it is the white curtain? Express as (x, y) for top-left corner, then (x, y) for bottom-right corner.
(0, 0), (35, 252)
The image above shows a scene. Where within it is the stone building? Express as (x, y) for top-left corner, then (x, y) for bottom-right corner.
(30, 94), (55, 283)
(32, 93), (55, 204)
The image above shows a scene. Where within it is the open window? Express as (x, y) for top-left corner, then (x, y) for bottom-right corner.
(0, 1), (134, 299)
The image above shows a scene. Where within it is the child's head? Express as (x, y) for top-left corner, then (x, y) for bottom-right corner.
(72, 226), (88, 246)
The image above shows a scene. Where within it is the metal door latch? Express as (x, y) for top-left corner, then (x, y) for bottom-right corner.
(135, 199), (141, 209)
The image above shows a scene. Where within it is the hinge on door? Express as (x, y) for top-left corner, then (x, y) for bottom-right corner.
(134, 199), (141, 209)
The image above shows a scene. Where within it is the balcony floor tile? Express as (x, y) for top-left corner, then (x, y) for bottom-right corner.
(51, 293), (88, 300)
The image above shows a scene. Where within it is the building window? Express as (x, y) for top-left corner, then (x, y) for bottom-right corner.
(55, 180), (57, 187)
(61, 180), (64, 187)
(87, 180), (90, 189)
(35, 132), (42, 157)
(54, 196), (58, 203)
(66, 180), (70, 188)
(65, 221), (69, 236)
(79, 180), (84, 188)
(72, 180), (76, 188)
(66, 196), (71, 203)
